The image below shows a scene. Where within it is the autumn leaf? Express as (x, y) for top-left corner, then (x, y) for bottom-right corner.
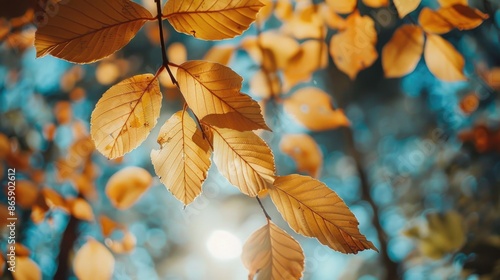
(438, 0), (467, 7)
(177, 60), (269, 131)
(382, 25), (424, 78)
(283, 40), (328, 91)
(91, 74), (162, 159)
(13, 257), (41, 280)
(151, 110), (212, 205)
(250, 70), (281, 99)
(329, 11), (378, 80)
(210, 126), (275, 197)
(68, 198), (94, 222)
(35, 0), (153, 63)
(325, 0), (357, 15)
(105, 166), (153, 209)
(74, 239), (115, 280)
(424, 34), (466, 81)
(437, 4), (489, 30)
(270, 175), (377, 253)
(242, 220), (305, 280)
(283, 87), (350, 131)
(362, 0), (389, 8)
(163, 0), (264, 40)
(280, 134), (323, 178)
(394, 0), (421, 18)
(203, 45), (235, 65)
(106, 230), (137, 254)
(418, 8), (454, 34)
(281, 4), (324, 39)
(319, 3), (347, 30)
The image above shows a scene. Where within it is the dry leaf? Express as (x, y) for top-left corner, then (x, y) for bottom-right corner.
(35, 0), (152, 63)
(74, 239), (115, 280)
(68, 198), (94, 222)
(250, 70), (281, 99)
(151, 110), (212, 205)
(438, 0), (467, 7)
(382, 25), (424, 78)
(283, 87), (350, 131)
(211, 127), (275, 197)
(91, 74), (162, 159)
(274, 0), (293, 20)
(319, 3), (347, 30)
(394, 0), (421, 18)
(459, 93), (479, 114)
(163, 0), (264, 40)
(177, 60), (269, 131)
(280, 134), (323, 178)
(325, 0), (357, 14)
(242, 220), (305, 280)
(41, 188), (67, 211)
(105, 230), (137, 254)
(362, 0), (389, 8)
(100, 215), (124, 237)
(15, 244), (32, 257)
(257, 0), (273, 23)
(203, 45), (234, 65)
(424, 34), (466, 81)
(418, 8), (454, 34)
(437, 4), (489, 30)
(283, 40), (328, 91)
(270, 175), (377, 253)
(329, 11), (378, 79)
(281, 4), (324, 39)
(13, 257), (41, 280)
(12, 180), (39, 209)
(105, 166), (153, 210)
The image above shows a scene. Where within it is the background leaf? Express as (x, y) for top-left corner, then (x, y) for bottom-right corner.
(394, 0), (421, 18)
(424, 34), (466, 81)
(279, 134), (323, 178)
(105, 166), (153, 210)
(382, 25), (424, 78)
(73, 239), (115, 280)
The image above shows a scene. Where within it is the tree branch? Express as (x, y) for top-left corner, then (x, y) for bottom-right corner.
(256, 196), (271, 220)
(155, 0), (177, 87)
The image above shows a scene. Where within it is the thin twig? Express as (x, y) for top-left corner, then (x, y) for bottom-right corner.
(155, 0), (178, 87)
(256, 197), (271, 220)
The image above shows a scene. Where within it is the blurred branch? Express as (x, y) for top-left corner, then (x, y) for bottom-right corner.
(54, 215), (78, 279)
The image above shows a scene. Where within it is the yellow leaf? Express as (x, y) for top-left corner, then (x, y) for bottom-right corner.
(382, 25), (424, 78)
(270, 175), (377, 253)
(35, 0), (153, 63)
(437, 4), (489, 30)
(91, 74), (162, 159)
(242, 220), (305, 280)
(325, 0), (357, 14)
(319, 3), (347, 30)
(418, 8), (454, 34)
(74, 239), (115, 280)
(362, 0), (389, 8)
(424, 34), (466, 81)
(203, 45), (235, 65)
(283, 87), (350, 131)
(283, 40), (328, 91)
(279, 134), (323, 178)
(250, 70), (281, 99)
(105, 230), (137, 254)
(13, 257), (41, 280)
(210, 127), (275, 197)
(394, 0), (421, 18)
(281, 4), (324, 39)
(151, 110), (212, 205)
(177, 61), (269, 131)
(438, 0), (467, 7)
(105, 166), (153, 209)
(329, 11), (378, 80)
(68, 198), (94, 222)
(163, 0), (264, 40)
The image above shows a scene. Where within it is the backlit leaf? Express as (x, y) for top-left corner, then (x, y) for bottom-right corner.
(163, 0), (264, 40)
(210, 126), (275, 197)
(325, 0), (357, 14)
(284, 87), (350, 131)
(394, 0), (421, 18)
(151, 110), (211, 205)
(270, 175), (377, 253)
(74, 239), (114, 280)
(177, 61), (269, 131)
(418, 8), (454, 34)
(105, 166), (153, 209)
(68, 198), (94, 222)
(242, 220), (304, 280)
(280, 134), (323, 178)
(329, 11), (378, 80)
(91, 74), (162, 159)
(362, 0), (389, 8)
(35, 0), (153, 63)
(382, 25), (424, 78)
(438, 0), (467, 7)
(13, 257), (41, 280)
(437, 4), (489, 30)
(424, 34), (466, 81)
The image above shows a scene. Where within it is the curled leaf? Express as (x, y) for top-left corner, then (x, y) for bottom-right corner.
(437, 4), (489, 30)
(419, 8), (454, 34)
(105, 166), (153, 210)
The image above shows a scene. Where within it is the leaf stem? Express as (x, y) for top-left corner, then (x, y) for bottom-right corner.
(155, 0), (178, 87)
(256, 196), (271, 220)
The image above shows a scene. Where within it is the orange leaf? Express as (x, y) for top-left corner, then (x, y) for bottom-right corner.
(210, 127), (275, 197)
(438, 0), (467, 7)
(35, 0), (152, 63)
(437, 4), (489, 30)
(362, 0), (389, 8)
(151, 110), (212, 205)
(270, 175), (377, 253)
(203, 45), (235, 65)
(281, 4), (324, 39)
(177, 61), (269, 131)
(13, 257), (41, 280)
(91, 74), (162, 159)
(105, 230), (137, 254)
(284, 87), (350, 131)
(68, 198), (94, 222)
(394, 0), (421, 18)
(418, 8), (454, 34)
(319, 3), (347, 30)
(11, 180), (39, 209)
(242, 220), (305, 280)
(105, 166), (153, 209)
(382, 25), (424, 78)
(424, 34), (466, 81)
(280, 134), (323, 178)
(325, 0), (357, 14)
(100, 215), (123, 237)
(283, 40), (328, 91)
(163, 0), (264, 40)
(74, 239), (115, 280)
(250, 70), (281, 99)
(329, 11), (378, 79)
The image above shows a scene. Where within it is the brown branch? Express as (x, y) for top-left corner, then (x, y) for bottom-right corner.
(155, 0), (178, 87)
(54, 215), (78, 279)
(256, 196), (271, 220)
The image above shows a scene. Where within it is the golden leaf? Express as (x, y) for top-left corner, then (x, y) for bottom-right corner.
(283, 40), (328, 91)
(270, 175), (377, 253)
(13, 257), (41, 280)
(382, 25), (424, 78)
(177, 61), (269, 131)
(203, 45), (235, 65)
(74, 239), (115, 280)
(163, 0), (264, 40)
(68, 198), (94, 222)
(325, 0), (357, 14)
(210, 126), (275, 197)
(438, 0), (467, 7)
(91, 74), (162, 159)
(35, 0), (153, 63)
(283, 87), (350, 131)
(281, 4), (324, 39)
(105, 166), (153, 210)
(242, 220), (305, 280)
(250, 70), (281, 99)
(437, 4), (489, 30)
(106, 230), (137, 254)
(280, 134), (323, 178)
(394, 0), (421, 18)
(418, 8), (454, 34)
(362, 0), (389, 8)
(329, 11), (378, 80)
(424, 34), (466, 81)
(151, 110), (212, 205)
(319, 3), (347, 30)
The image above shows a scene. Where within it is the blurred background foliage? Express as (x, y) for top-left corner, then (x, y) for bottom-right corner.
(1, 0), (500, 279)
